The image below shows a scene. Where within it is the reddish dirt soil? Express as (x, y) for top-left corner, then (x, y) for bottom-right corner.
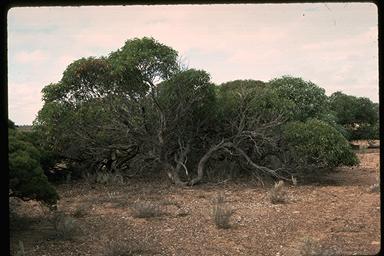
(10, 149), (380, 256)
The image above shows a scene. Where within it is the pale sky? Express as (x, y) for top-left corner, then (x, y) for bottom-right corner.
(8, 3), (378, 125)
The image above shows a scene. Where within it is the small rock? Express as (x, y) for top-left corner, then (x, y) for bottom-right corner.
(371, 241), (380, 245)
(293, 211), (300, 214)
(165, 228), (174, 232)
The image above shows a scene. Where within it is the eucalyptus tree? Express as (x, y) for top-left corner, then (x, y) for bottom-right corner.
(33, 38), (359, 186)
(35, 37), (219, 183)
(35, 37), (180, 175)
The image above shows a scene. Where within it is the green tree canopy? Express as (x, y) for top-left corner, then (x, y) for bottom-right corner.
(268, 76), (328, 121)
(329, 91), (379, 139)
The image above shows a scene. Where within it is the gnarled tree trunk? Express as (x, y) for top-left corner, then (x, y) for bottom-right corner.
(165, 141), (190, 186)
(189, 140), (230, 186)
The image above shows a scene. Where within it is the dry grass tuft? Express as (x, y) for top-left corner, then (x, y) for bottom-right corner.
(83, 171), (124, 185)
(103, 239), (154, 256)
(212, 193), (234, 229)
(299, 237), (338, 256)
(291, 176), (298, 186)
(269, 180), (287, 204)
(368, 183), (380, 193)
(52, 212), (80, 240)
(160, 199), (181, 208)
(213, 192), (226, 204)
(72, 204), (91, 218)
(131, 201), (163, 218)
(175, 207), (190, 217)
(15, 241), (25, 256)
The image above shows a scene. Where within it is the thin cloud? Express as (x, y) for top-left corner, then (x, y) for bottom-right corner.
(14, 50), (48, 64)
(8, 81), (43, 125)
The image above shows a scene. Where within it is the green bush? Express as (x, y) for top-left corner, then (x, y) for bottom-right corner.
(15, 128), (61, 172)
(283, 119), (358, 169)
(9, 127), (59, 205)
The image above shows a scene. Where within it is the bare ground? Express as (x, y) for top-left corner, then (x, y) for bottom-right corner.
(10, 149), (380, 256)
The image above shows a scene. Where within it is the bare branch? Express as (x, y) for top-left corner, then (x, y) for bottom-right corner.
(230, 144), (290, 181)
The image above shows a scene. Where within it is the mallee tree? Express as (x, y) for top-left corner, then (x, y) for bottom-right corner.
(33, 37), (359, 186)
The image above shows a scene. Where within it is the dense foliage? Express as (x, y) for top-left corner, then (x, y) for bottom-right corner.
(31, 37), (370, 186)
(283, 119), (359, 169)
(268, 76), (328, 121)
(9, 121), (59, 205)
(329, 92), (379, 140)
